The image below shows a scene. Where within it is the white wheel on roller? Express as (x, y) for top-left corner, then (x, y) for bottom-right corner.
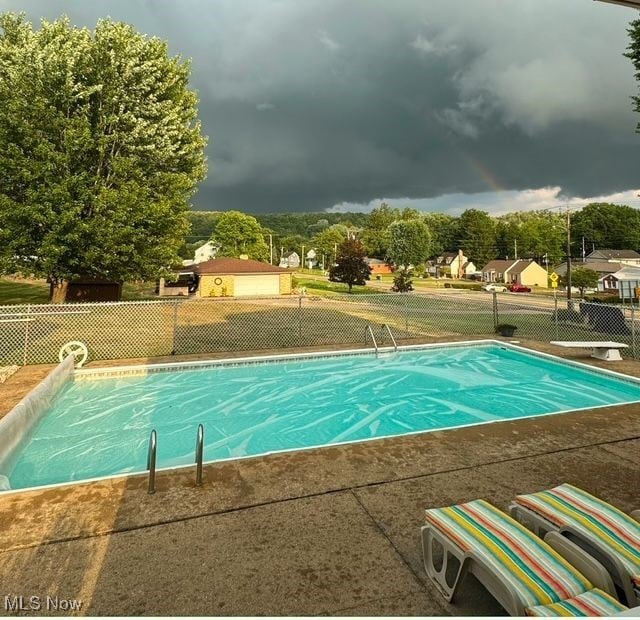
(58, 341), (89, 368)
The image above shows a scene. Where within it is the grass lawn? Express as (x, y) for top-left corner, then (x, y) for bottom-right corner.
(0, 278), (157, 305)
(0, 278), (50, 305)
(293, 276), (382, 296)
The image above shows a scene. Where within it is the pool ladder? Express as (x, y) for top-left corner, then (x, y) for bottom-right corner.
(146, 423), (205, 494)
(365, 324), (398, 356)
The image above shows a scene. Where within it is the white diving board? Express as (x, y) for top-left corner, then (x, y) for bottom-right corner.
(550, 341), (629, 362)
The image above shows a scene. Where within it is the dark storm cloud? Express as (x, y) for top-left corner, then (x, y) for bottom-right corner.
(3, 0), (639, 212)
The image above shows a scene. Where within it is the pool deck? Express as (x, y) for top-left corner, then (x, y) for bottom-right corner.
(0, 339), (638, 616)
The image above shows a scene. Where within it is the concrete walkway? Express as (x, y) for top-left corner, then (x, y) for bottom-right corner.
(0, 344), (639, 616)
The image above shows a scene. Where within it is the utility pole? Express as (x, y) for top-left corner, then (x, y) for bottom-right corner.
(301, 244), (305, 272)
(514, 239), (518, 260)
(268, 233), (273, 265)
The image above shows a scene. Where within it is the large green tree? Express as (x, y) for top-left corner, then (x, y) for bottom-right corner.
(386, 219), (432, 267)
(571, 203), (640, 252)
(496, 211), (565, 264)
(455, 209), (498, 268)
(361, 202), (400, 258)
(625, 18), (640, 133)
(0, 14), (207, 302)
(422, 212), (458, 258)
(210, 211), (269, 261)
(386, 219), (432, 292)
(311, 225), (348, 265)
(567, 267), (599, 298)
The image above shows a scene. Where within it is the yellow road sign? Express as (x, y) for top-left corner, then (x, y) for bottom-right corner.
(551, 281), (558, 288)
(549, 272), (559, 282)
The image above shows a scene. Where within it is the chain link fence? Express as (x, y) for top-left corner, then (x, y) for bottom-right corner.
(1, 291), (638, 365)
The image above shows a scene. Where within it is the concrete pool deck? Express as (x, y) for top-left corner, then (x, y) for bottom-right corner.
(0, 340), (638, 616)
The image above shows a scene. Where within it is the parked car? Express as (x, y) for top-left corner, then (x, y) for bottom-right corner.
(508, 283), (531, 293)
(482, 283), (507, 292)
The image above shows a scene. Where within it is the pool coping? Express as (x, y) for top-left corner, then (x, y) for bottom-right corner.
(3, 339), (640, 497)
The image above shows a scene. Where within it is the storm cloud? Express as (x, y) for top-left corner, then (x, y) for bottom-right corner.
(4, 0), (640, 212)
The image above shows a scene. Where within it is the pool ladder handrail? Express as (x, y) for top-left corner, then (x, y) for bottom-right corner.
(147, 429), (157, 495)
(380, 324), (398, 352)
(195, 423), (204, 486)
(365, 325), (379, 355)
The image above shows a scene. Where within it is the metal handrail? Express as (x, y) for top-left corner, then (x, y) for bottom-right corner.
(147, 429), (157, 495)
(381, 324), (398, 352)
(365, 325), (378, 355)
(195, 423), (204, 486)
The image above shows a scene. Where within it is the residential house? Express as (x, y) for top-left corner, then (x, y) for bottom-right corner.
(428, 250), (477, 278)
(586, 249), (640, 266)
(365, 258), (393, 275)
(193, 241), (216, 264)
(279, 251), (300, 269)
(554, 261), (622, 278)
(305, 249), (318, 269)
(598, 265), (640, 298)
(481, 259), (547, 287)
(506, 260), (548, 287)
(481, 260), (518, 283)
(195, 257), (292, 297)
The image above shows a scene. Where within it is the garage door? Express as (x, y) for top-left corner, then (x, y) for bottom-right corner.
(233, 274), (280, 297)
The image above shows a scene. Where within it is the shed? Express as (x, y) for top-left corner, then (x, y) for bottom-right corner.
(195, 257), (292, 297)
(52, 279), (123, 302)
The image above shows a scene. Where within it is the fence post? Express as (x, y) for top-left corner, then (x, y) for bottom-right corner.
(492, 293), (498, 330)
(404, 293), (410, 338)
(22, 304), (31, 366)
(298, 294), (303, 344)
(554, 293), (559, 340)
(170, 300), (180, 355)
(632, 303), (637, 360)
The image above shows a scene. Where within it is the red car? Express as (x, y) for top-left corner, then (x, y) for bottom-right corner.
(509, 283), (531, 293)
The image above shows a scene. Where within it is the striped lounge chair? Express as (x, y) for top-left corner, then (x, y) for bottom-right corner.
(511, 484), (640, 607)
(422, 499), (629, 616)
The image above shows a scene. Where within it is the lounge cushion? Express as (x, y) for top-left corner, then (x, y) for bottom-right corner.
(425, 499), (593, 610)
(515, 484), (640, 588)
(526, 588), (627, 616)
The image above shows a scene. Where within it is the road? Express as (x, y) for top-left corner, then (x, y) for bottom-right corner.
(299, 273), (568, 310)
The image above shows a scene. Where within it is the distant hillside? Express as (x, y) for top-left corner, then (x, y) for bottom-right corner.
(186, 210), (368, 240)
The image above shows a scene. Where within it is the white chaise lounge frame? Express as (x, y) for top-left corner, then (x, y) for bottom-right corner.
(421, 521), (616, 616)
(509, 502), (640, 607)
(550, 341), (629, 361)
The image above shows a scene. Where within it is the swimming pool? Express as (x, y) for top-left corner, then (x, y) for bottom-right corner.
(3, 341), (640, 491)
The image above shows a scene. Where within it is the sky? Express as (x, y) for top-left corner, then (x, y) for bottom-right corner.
(3, 0), (640, 215)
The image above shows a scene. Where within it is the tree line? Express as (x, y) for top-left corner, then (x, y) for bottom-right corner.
(184, 202), (640, 270)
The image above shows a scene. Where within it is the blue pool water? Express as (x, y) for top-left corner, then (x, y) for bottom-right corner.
(7, 344), (640, 490)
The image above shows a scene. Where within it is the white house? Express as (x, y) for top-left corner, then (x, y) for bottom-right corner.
(279, 251), (300, 269)
(428, 250), (476, 278)
(305, 249), (318, 269)
(598, 265), (640, 299)
(193, 241), (216, 264)
(586, 249), (640, 267)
